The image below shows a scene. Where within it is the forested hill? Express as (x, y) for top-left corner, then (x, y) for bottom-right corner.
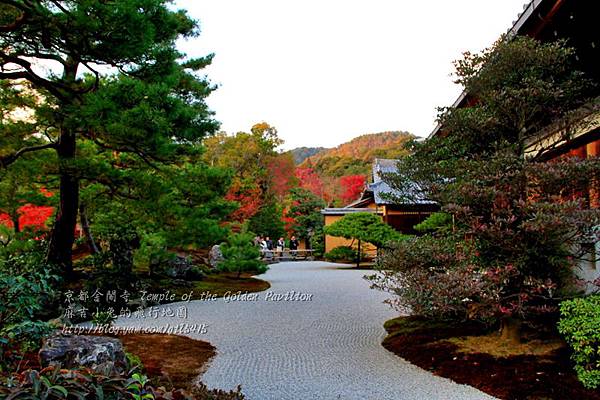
(290, 147), (328, 164)
(298, 131), (414, 178)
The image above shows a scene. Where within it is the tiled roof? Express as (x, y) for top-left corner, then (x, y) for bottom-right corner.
(367, 159), (436, 205)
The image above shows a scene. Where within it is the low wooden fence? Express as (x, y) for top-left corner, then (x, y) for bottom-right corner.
(260, 249), (314, 262)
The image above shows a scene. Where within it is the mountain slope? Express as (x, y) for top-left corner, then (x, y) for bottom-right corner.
(300, 131), (414, 178)
(289, 147), (328, 165)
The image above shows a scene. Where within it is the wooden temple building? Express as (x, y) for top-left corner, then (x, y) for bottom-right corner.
(321, 159), (437, 254)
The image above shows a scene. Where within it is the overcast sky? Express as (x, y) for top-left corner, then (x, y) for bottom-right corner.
(175, 0), (528, 150)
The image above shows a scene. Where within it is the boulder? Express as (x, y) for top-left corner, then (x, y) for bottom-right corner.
(151, 255), (194, 278)
(39, 334), (127, 374)
(166, 255), (194, 278)
(209, 245), (223, 269)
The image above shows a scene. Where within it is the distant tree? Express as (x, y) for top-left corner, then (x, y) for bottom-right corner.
(0, 80), (55, 234)
(248, 201), (285, 240)
(224, 182), (262, 222)
(324, 212), (405, 267)
(0, 160), (54, 233)
(284, 188), (326, 243)
(268, 152), (298, 201)
(339, 175), (366, 204)
(218, 231), (267, 278)
(203, 122), (285, 223)
(203, 123), (282, 185)
(295, 167), (324, 199)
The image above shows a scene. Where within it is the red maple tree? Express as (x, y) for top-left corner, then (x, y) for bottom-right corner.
(295, 167), (324, 199)
(224, 183), (262, 222)
(339, 175), (366, 204)
(268, 153), (297, 200)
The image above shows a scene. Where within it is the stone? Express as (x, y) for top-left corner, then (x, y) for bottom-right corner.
(39, 334), (127, 374)
(209, 245), (223, 269)
(172, 278), (194, 287)
(151, 254), (194, 278)
(166, 255), (193, 278)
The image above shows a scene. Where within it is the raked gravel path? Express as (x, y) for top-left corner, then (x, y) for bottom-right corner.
(116, 261), (495, 400)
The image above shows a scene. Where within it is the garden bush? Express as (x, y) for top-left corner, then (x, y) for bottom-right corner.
(0, 243), (59, 369)
(0, 366), (246, 399)
(558, 295), (600, 389)
(413, 212), (452, 233)
(310, 227), (325, 258)
(324, 246), (363, 263)
(218, 232), (267, 278)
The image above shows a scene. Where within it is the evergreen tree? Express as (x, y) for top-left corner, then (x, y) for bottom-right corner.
(0, 0), (219, 275)
(324, 212), (405, 267)
(285, 187), (326, 242)
(248, 201), (285, 240)
(218, 231), (267, 278)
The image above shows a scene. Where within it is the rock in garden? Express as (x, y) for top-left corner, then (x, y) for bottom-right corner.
(39, 334), (127, 374)
(168, 255), (194, 278)
(209, 244), (223, 269)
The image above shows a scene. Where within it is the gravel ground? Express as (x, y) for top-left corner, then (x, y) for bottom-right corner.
(116, 261), (496, 400)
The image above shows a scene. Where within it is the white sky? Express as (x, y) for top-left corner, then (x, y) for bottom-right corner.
(175, 0), (528, 150)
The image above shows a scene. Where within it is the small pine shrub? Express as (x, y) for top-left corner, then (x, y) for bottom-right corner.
(324, 246), (362, 262)
(218, 232), (267, 278)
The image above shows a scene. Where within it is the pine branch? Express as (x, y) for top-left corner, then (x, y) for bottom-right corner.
(0, 142), (57, 168)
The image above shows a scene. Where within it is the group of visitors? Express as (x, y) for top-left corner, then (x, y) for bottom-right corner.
(254, 235), (300, 258)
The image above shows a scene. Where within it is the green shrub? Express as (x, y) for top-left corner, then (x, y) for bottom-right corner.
(218, 232), (267, 278)
(0, 366), (129, 399)
(126, 352), (144, 371)
(558, 295), (600, 389)
(92, 310), (117, 327)
(310, 227), (325, 258)
(0, 367), (246, 399)
(324, 246), (363, 262)
(414, 212), (452, 233)
(0, 246), (59, 367)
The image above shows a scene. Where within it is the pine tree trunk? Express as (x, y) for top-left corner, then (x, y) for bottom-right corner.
(46, 129), (78, 277)
(11, 211), (20, 234)
(499, 317), (522, 344)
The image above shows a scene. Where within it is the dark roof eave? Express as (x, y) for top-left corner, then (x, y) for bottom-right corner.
(321, 208), (380, 216)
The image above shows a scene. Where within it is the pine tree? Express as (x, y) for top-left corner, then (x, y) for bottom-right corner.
(218, 232), (267, 278)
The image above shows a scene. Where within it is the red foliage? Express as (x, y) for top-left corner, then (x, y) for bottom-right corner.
(0, 204), (54, 230)
(225, 183), (262, 222)
(339, 175), (367, 204)
(268, 154), (296, 200)
(295, 167), (324, 199)
(281, 207), (296, 234)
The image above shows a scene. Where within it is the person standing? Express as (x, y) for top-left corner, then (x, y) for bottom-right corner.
(259, 237), (267, 258)
(289, 235), (299, 258)
(276, 237), (285, 257)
